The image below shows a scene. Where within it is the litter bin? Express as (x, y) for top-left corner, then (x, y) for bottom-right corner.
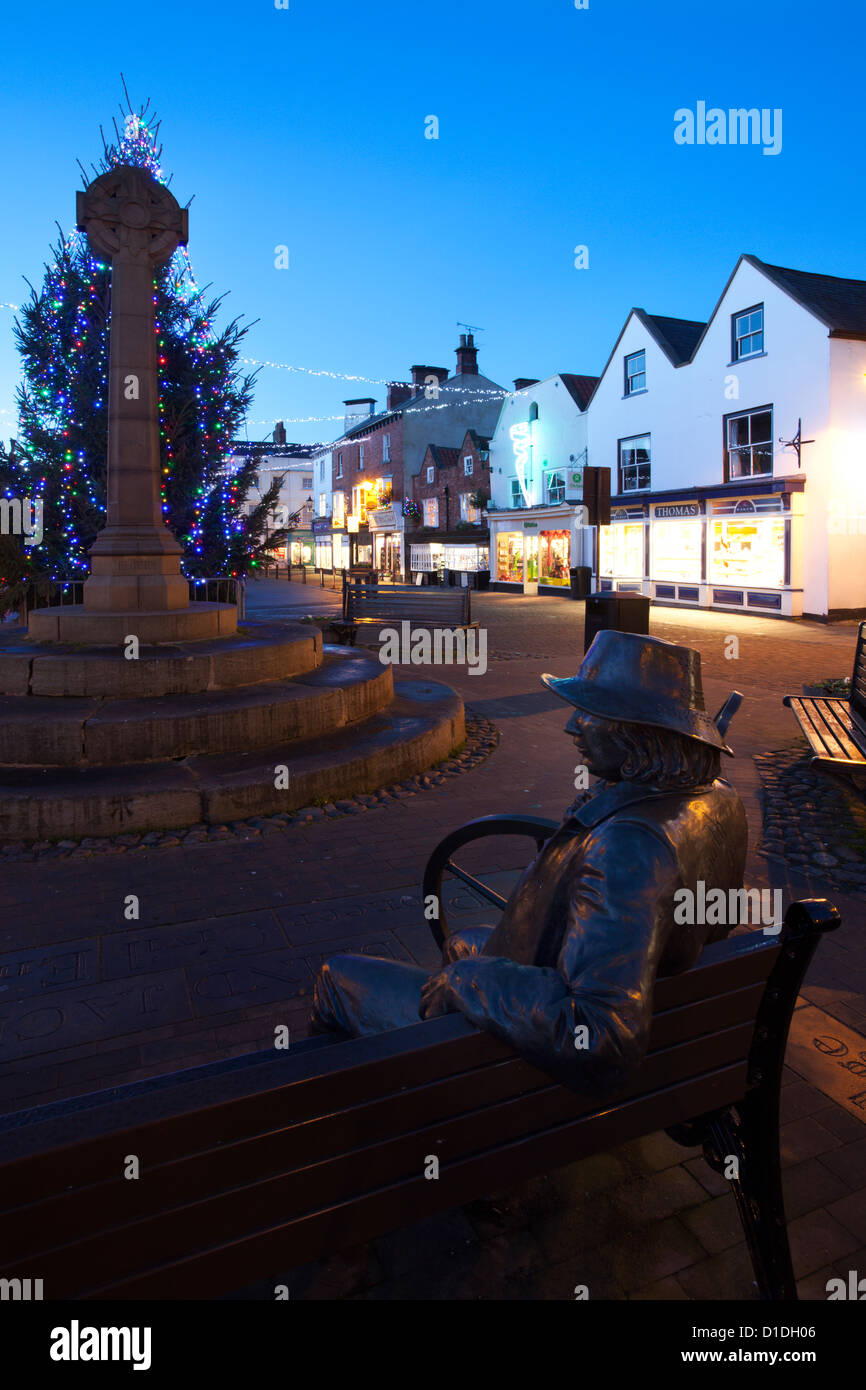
(584, 590), (650, 653)
(475, 569), (490, 591)
(569, 565), (592, 599)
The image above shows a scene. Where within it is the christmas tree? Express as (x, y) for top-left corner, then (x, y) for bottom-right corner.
(0, 98), (286, 612)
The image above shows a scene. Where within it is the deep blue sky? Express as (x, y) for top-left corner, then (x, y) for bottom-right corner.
(1, 0), (862, 446)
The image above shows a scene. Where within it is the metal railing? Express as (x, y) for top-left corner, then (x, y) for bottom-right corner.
(24, 581), (85, 616)
(188, 576), (246, 619)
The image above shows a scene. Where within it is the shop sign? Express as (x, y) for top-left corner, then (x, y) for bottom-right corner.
(655, 503), (700, 519)
(523, 521), (538, 529)
(311, 516), (331, 534)
(347, 516), (360, 533)
(369, 507), (396, 530)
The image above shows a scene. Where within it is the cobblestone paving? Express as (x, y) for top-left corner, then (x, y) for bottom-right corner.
(755, 750), (866, 898)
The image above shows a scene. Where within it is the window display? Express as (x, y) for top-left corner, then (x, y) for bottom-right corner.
(497, 531), (524, 583)
(540, 529), (570, 585)
(710, 518), (784, 588)
(314, 540), (333, 570)
(600, 522), (644, 578)
(652, 519), (702, 583)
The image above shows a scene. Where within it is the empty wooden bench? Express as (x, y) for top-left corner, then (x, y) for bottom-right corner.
(0, 879), (838, 1301)
(341, 579), (477, 645)
(784, 620), (866, 789)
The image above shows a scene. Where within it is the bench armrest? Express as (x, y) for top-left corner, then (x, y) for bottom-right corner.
(422, 814), (559, 950)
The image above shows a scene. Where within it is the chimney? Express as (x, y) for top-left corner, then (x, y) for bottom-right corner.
(455, 332), (478, 375)
(513, 378), (540, 392)
(410, 365), (449, 392)
(387, 381), (413, 410)
(273, 420), (287, 445)
(343, 397), (377, 432)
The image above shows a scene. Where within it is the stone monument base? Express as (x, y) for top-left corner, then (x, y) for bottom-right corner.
(27, 602), (237, 644)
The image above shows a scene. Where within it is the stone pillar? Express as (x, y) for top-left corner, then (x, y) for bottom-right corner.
(28, 165), (236, 642)
(77, 165), (189, 613)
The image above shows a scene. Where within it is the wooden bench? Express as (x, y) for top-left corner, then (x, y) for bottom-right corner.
(341, 579), (477, 645)
(784, 620), (866, 789)
(0, 811), (839, 1301)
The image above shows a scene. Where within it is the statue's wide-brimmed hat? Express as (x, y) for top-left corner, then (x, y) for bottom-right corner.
(541, 630), (733, 755)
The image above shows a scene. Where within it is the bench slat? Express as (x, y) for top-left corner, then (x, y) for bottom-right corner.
(80, 1063), (749, 1300)
(4, 1021), (754, 1293)
(1, 982), (765, 1260)
(785, 696), (862, 761)
(0, 938), (779, 1206)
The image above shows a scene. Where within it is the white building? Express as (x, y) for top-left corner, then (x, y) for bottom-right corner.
(229, 425), (317, 565)
(487, 374), (597, 593)
(489, 256), (866, 619)
(592, 256), (866, 619)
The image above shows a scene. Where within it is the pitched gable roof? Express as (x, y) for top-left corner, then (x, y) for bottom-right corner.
(745, 256), (866, 338)
(635, 311), (707, 366)
(423, 444), (460, 470)
(558, 373), (600, 409)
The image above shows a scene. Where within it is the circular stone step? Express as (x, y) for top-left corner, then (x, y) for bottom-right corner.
(0, 680), (465, 840)
(27, 601), (237, 644)
(0, 651), (393, 765)
(0, 621), (322, 698)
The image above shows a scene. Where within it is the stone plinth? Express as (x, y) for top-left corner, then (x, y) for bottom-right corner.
(27, 602), (237, 644)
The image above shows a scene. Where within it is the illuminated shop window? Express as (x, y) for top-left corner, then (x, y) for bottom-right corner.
(496, 531), (525, 582)
(652, 519), (702, 583)
(710, 517), (784, 588)
(540, 529), (570, 585)
(600, 522), (644, 578)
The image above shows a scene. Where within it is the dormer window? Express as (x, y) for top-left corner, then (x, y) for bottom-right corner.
(733, 305), (764, 360)
(624, 350), (646, 396)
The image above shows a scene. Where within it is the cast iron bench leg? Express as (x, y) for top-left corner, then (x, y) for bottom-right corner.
(667, 901), (839, 1301)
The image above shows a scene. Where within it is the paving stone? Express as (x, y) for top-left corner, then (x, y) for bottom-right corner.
(788, 1207), (860, 1278)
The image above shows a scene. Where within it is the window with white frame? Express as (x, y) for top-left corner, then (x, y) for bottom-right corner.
(459, 492), (479, 523)
(358, 443), (365, 470)
(332, 491), (345, 524)
(318, 492), (327, 516)
(545, 469), (566, 503)
(619, 434), (651, 492)
(725, 407), (773, 480)
(382, 433), (391, 462)
(336, 453), (343, 478)
(510, 477), (527, 509)
(426, 465), (434, 484)
(463, 455), (474, 475)
(302, 476), (313, 489)
(732, 305), (764, 361)
(319, 459), (325, 480)
(423, 497), (439, 527)
(624, 350), (646, 395)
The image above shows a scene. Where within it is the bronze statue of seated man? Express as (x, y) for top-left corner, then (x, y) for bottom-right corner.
(312, 631), (748, 1097)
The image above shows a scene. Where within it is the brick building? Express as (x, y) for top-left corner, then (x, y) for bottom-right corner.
(408, 429), (491, 582)
(323, 334), (505, 578)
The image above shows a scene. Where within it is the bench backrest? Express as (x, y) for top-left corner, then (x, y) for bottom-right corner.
(851, 620), (866, 722)
(345, 581), (472, 626)
(1, 921), (814, 1302)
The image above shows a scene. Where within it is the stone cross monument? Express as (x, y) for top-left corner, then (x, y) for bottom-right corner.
(28, 165), (235, 642)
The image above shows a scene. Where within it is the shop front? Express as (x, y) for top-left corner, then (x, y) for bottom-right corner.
(369, 506), (403, 581)
(598, 483), (804, 616)
(488, 506), (590, 595)
(409, 532), (490, 586)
